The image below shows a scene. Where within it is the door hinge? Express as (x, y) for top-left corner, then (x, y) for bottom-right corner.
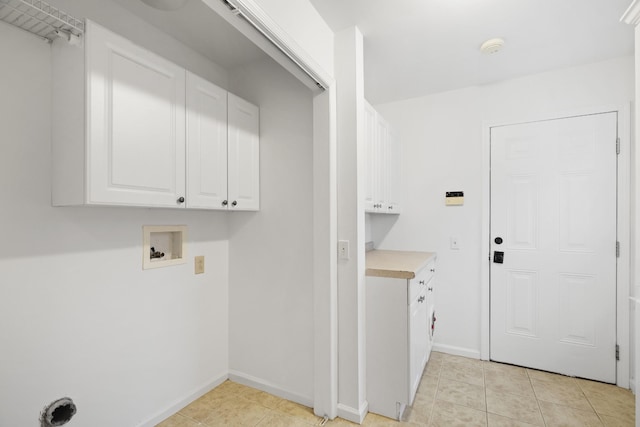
(616, 241), (620, 258)
(616, 344), (620, 361)
(616, 137), (620, 155)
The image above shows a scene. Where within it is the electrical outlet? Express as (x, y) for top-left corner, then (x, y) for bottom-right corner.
(338, 240), (350, 260)
(195, 256), (205, 274)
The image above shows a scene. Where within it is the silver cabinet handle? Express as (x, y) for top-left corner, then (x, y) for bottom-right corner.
(388, 206), (393, 210)
(231, 200), (238, 207)
(430, 268), (436, 272)
(418, 296), (425, 303)
(428, 287), (433, 292)
(419, 280), (425, 285)
(222, 200), (228, 206)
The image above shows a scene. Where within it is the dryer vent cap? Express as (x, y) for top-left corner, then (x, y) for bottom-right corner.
(480, 38), (505, 54)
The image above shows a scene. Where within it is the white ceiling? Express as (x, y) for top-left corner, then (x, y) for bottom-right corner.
(112, 0), (267, 69)
(309, 0), (635, 104)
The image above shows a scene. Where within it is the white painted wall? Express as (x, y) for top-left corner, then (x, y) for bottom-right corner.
(372, 56), (634, 357)
(254, 0), (334, 77)
(0, 21), (229, 427)
(227, 58), (315, 404)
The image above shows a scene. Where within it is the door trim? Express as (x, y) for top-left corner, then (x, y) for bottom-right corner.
(480, 104), (631, 388)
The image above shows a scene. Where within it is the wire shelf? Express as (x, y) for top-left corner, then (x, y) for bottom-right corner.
(0, 0), (84, 42)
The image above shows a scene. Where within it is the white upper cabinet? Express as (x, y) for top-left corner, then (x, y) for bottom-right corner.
(386, 128), (402, 213)
(364, 100), (401, 214)
(87, 20), (186, 208)
(364, 102), (378, 212)
(228, 93), (260, 211)
(186, 72), (228, 210)
(52, 20), (259, 211)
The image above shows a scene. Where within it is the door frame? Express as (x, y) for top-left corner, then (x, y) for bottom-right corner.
(480, 104), (631, 388)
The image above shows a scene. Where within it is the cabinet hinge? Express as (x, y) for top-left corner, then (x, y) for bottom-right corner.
(616, 137), (620, 155)
(616, 241), (620, 258)
(616, 344), (620, 361)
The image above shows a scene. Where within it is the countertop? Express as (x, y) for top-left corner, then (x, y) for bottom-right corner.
(365, 250), (436, 279)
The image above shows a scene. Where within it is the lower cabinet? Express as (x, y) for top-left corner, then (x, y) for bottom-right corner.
(366, 258), (436, 420)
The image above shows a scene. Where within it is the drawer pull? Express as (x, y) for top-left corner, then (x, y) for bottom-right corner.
(419, 280), (425, 285)
(430, 268), (436, 272)
(418, 296), (425, 303)
(428, 287), (433, 292)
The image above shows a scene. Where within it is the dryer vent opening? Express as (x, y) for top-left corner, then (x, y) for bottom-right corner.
(41, 397), (77, 427)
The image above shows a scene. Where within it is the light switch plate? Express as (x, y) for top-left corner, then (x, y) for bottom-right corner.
(195, 256), (205, 274)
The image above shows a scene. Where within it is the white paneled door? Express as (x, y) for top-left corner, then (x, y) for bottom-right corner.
(490, 112), (618, 383)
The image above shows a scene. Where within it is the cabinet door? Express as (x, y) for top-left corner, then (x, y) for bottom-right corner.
(375, 116), (390, 212)
(186, 72), (228, 209)
(364, 102), (378, 212)
(409, 289), (428, 402)
(386, 128), (402, 213)
(87, 21), (186, 207)
(228, 93), (260, 211)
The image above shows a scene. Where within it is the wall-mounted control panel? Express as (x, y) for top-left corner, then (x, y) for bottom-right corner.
(445, 191), (464, 206)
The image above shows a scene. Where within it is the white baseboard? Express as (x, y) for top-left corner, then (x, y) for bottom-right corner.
(432, 343), (481, 360)
(137, 372), (228, 427)
(337, 401), (368, 424)
(228, 370), (313, 408)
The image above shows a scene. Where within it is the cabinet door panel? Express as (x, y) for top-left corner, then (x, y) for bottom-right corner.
(186, 72), (228, 209)
(409, 290), (428, 401)
(228, 93), (259, 211)
(376, 117), (389, 211)
(88, 21), (185, 207)
(386, 129), (402, 213)
(364, 102), (377, 212)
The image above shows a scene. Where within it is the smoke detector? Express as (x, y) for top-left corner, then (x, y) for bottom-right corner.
(480, 38), (505, 54)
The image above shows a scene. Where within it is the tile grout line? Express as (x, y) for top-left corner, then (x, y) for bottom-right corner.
(482, 362), (488, 427)
(527, 369), (549, 427)
(428, 364), (441, 426)
(575, 380), (611, 426)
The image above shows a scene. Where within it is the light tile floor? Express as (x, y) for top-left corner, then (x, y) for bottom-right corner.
(157, 352), (635, 427)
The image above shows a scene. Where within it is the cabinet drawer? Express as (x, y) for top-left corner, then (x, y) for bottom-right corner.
(408, 259), (436, 304)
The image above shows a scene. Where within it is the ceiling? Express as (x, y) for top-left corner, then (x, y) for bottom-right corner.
(309, 0), (635, 104)
(112, 0), (267, 69)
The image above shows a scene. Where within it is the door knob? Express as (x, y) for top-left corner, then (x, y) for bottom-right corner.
(177, 196), (185, 204)
(231, 200), (238, 207)
(494, 237), (503, 245)
(222, 200), (228, 206)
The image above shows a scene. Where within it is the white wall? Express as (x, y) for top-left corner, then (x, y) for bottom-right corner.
(0, 20), (229, 427)
(227, 58), (315, 404)
(254, 0), (334, 77)
(372, 56), (634, 357)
